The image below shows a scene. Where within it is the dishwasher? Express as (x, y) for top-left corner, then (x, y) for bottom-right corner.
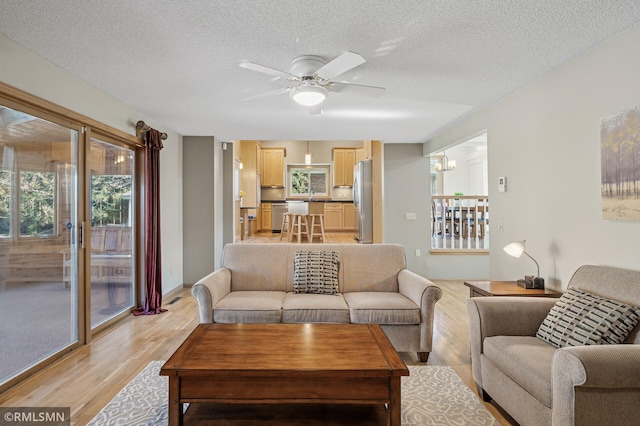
(271, 203), (288, 233)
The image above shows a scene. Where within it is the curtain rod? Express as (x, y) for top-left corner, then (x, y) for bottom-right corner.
(136, 120), (168, 140)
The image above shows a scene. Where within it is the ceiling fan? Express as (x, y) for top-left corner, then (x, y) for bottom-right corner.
(239, 51), (385, 111)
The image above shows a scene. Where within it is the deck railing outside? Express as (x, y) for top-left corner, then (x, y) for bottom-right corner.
(431, 195), (489, 251)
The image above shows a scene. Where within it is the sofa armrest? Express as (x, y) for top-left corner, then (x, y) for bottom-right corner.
(552, 344), (640, 426)
(190, 268), (232, 323)
(398, 269), (442, 351)
(467, 297), (558, 388)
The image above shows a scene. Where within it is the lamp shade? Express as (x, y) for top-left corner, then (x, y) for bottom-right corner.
(503, 240), (542, 283)
(503, 241), (525, 258)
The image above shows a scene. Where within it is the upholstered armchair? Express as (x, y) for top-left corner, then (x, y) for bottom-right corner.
(467, 265), (640, 426)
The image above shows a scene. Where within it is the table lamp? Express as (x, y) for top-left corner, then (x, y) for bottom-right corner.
(503, 240), (545, 289)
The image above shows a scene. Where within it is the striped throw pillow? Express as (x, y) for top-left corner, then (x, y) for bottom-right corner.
(293, 251), (339, 295)
(536, 287), (640, 348)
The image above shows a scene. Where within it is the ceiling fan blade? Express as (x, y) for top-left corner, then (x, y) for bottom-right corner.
(314, 51), (365, 81)
(241, 87), (289, 102)
(328, 82), (386, 98)
(239, 62), (296, 80)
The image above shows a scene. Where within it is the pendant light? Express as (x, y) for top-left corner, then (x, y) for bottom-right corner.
(305, 140), (312, 165)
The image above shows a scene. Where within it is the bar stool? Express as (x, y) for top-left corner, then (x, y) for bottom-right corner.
(279, 212), (293, 241)
(308, 213), (325, 243)
(289, 213), (309, 243)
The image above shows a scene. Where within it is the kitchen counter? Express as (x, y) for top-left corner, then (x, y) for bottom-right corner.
(270, 198), (353, 203)
(262, 199), (353, 203)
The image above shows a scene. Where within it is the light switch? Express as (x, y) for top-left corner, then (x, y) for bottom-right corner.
(405, 212), (416, 220)
(498, 176), (507, 192)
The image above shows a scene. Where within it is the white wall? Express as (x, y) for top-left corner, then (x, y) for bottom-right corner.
(425, 22), (640, 289)
(0, 33), (184, 294)
(383, 144), (428, 275)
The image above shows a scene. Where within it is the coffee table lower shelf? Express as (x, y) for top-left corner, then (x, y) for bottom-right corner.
(184, 402), (388, 425)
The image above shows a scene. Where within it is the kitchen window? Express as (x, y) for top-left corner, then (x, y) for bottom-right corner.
(288, 165), (329, 198)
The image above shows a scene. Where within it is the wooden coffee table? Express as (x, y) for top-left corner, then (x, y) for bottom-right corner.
(160, 323), (409, 426)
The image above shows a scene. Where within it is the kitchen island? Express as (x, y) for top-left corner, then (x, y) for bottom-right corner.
(257, 200), (357, 234)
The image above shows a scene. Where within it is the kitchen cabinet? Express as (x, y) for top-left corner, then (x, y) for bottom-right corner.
(261, 148), (285, 187)
(256, 144), (262, 178)
(342, 202), (357, 231)
(240, 140), (261, 208)
(324, 203), (343, 230)
(332, 148), (356, 187)
(260, 203), (271, 231)
(356, 140), (371, 162)
(308, 202), (325, 215)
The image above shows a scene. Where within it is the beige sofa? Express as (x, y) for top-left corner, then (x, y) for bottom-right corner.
(467, 265), (640, 426)
(191, 243), (442, 361)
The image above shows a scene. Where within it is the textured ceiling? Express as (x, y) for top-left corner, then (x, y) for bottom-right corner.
(2, 1), (640, 143)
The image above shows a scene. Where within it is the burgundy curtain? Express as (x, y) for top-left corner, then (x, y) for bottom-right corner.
(134, 129), (167, 315)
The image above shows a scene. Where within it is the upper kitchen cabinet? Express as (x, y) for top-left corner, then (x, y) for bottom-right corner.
(355, 140), (372, 163)
(332, 148), (356, 187)
(261, 147), (286, 187)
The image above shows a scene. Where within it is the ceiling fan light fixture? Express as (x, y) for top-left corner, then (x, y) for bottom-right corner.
(290, 84), (327, 106)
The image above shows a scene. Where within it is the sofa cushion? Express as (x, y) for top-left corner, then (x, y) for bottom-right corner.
(222, 244), (289, 292)
(483, 335), (556, 408)
(536, 287), (640, 348)
(293, 250), (340, 295)
(344, 292), (420, 324)
(282, 293), (350, 323)
(339, 244), (406, 293)
(213, 291), (285, 323)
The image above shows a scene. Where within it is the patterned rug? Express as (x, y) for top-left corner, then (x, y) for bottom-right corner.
(87, 361), (497, 425)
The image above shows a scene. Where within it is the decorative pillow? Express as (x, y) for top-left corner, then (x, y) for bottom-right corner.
(293, 251), (339, 295)
(536, 287), (640, 348)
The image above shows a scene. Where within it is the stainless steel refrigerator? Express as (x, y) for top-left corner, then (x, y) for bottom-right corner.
(353, 159), (373, 243)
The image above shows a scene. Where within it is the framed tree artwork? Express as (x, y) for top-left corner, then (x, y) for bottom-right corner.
(601, 104), (640, 220)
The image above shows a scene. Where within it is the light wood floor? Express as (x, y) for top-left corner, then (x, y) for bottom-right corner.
(0, 280), (513, 425)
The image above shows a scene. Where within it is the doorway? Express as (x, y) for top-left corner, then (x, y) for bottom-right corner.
(430, 133), (488, 251)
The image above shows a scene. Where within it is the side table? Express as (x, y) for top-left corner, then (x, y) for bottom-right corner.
(464, 280), (562, 298)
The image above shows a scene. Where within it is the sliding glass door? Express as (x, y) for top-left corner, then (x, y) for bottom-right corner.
(89, 138), (135, 328)
(0, 104), (80, 385)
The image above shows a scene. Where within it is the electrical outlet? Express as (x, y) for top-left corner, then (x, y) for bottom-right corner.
(415, 249), (421, 257)
(405, 212), (416, 220)
(495, 221), (504, 232)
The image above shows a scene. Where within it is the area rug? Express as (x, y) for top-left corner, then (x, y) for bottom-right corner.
(87, 361), (497, 425)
